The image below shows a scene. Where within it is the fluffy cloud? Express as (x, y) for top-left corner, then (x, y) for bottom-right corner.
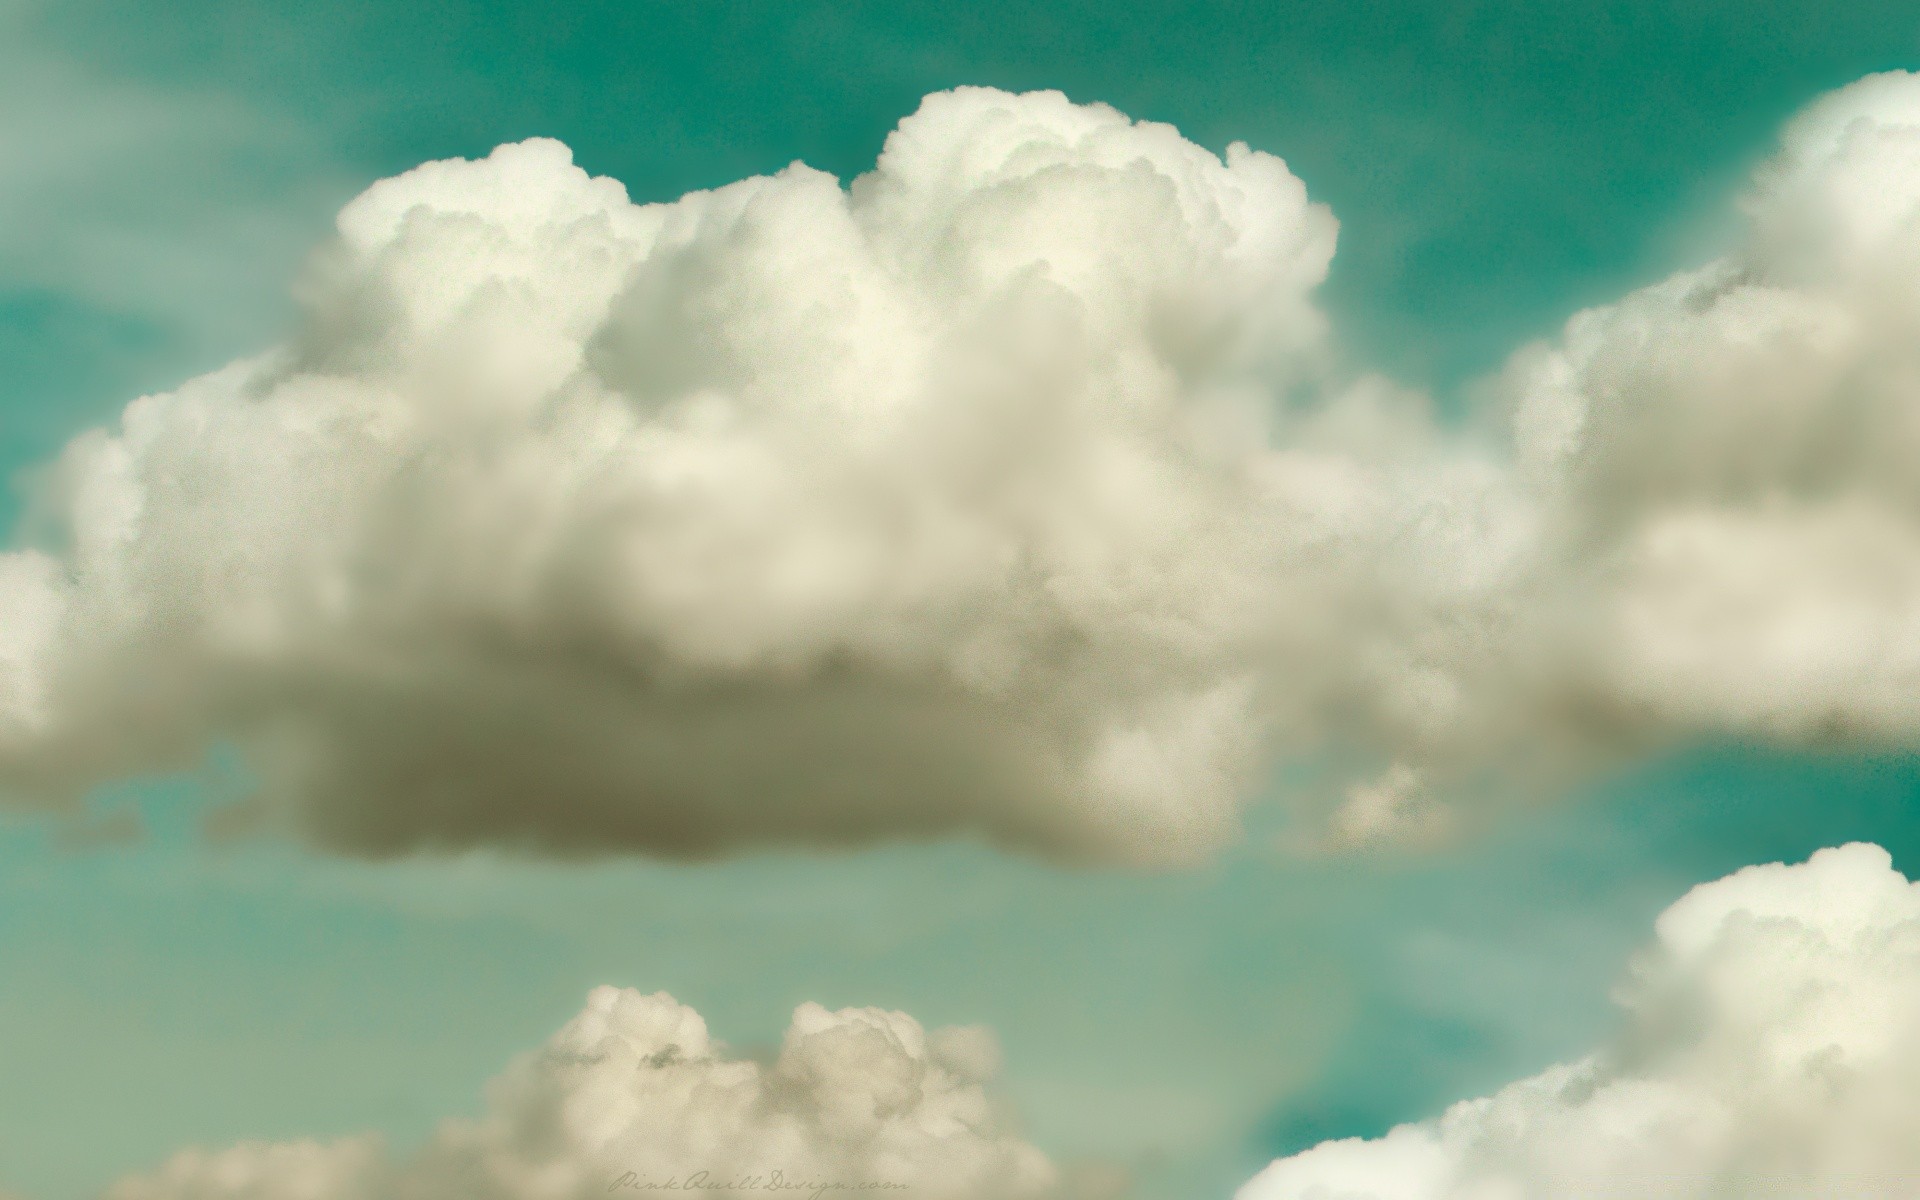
(1290, 68), (1920, 831)
(14, 73), (1920, 861)
(1241, 842), (1920, 1199)
(1294, 69), (1920, 821)
(106, 987), (1065, 1200)
(0, 85), (1413, 864)
(1495, 71), (1920, 750)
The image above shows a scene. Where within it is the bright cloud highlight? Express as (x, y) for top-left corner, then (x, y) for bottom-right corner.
(1241, 842), (1920, 1199)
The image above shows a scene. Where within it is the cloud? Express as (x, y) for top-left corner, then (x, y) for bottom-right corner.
(14, 73), (1920, 862)
(0, 84), (1409, 866)
(1240, 841), (1920, 1199)
(1488, 71), (1920, 751)
(105, 987), (1068, 1200)
(1235, 68), (1920, 837)
(1282, 68), (1920, 838)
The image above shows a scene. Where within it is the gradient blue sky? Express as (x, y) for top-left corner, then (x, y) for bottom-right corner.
(6, 2), (1920, 1197)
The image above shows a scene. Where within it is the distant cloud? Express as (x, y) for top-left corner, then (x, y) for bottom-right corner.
(105, 988), (1071, 1200)
(13, 74), (1920, 862)
(1239, 842), (1920, 1199)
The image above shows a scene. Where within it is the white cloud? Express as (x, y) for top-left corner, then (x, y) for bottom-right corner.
(1240, 842), (1920, 1200)
(15, 72), (1920, 861)
(1491, 72), (1920, 754)
(1284, 68), (1920, 827)
(0, 84), (1426, 865)
(105, 987), (1066, 1200)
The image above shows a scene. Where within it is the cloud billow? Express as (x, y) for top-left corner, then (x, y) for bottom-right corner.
(1496, 73), (1920, 749)
(13, 73), (1920, 860)
(106, 988), (1067, 1200)
(1240, 842), (1920, 1199)
(0, 87), (1351, 864)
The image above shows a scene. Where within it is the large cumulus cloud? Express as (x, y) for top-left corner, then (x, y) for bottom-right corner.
(17, 73), (1920, 861)
(107, 987), (1066, 1200)
(0, 85), (1425, 864)
(1240, 842), (1920, 1199)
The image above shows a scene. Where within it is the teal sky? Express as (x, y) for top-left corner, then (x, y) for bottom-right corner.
(6, 2), (1920, 1198)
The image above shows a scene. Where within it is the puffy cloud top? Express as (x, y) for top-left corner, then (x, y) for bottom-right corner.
(1239, 843), (1920, 1199)
(107, 987), (1062, 1200)
(0, 86), (1348, 864)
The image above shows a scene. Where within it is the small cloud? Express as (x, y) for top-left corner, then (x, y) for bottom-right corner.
(1322, 764), (1453, 853)
(1240, 842), (1920, 1199)
(107, 987), (1071, 1200)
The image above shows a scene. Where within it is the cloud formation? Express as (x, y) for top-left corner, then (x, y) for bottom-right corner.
(1240, 842), (1920, 1199)
(12, 73), (1920, 860)
(106, 987), (1064, 1200)
(1285, 68), (1920, 838)
(1493, 72), (1920, 748)
(1273, 69), (1920, 835)
(0, 85), (1389, 864)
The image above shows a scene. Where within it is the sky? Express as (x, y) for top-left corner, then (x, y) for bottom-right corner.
(8, 2), (1920, 1199)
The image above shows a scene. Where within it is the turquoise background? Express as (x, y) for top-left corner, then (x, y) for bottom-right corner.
(5, 2), (1920, 1196)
